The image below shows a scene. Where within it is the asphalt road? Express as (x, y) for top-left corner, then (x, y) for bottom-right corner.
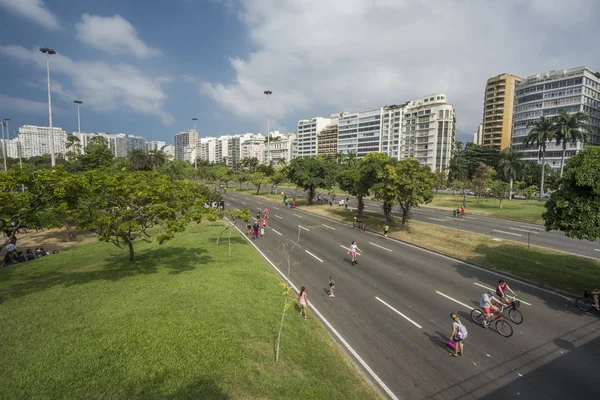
(264, 186), (600, 260)
(223, 190), (600, 400)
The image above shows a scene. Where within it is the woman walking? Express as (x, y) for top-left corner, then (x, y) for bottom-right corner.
(348, 241), (362, 265)
(298, 286), (308, 320)
(328, 277), (335, 298)
(449, 313), (466, 357)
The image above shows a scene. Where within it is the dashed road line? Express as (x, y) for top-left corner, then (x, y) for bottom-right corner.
(293, 213), (303, 219)
(492, 229), (522, 237)
(305, 250), (323, 262)
(369, 242), (393, 252)
(273, 207), (281, 210)
(241, 201), (247, 205)
(510, 227), (537, 233)
(340, 244), (362, 255)
(435, 290), (474, 310)
(274, 215), (283, 219)
(472, 282), (532, 306)
(298, 225), (310, 232)
(594, 249), (600, 252)
(271, 229), (282, 236)
(428, 217), (446, 222)
(375, 297), (422, 329)
(465, 216), (476, 220)
(322, 224), (336, 230)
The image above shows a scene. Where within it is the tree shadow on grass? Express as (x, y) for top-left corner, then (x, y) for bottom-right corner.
(122, 375), (229, 400)
(0, 246), (213, 304)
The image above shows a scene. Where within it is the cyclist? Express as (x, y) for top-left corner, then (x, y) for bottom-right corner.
(592, 288), (600, 311)
(496, 279), (517, 305)
(264, 208), (269, 219)
(480, 290), (504, 327)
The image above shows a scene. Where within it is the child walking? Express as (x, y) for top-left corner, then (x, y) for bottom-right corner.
(298, 286), (308, 320)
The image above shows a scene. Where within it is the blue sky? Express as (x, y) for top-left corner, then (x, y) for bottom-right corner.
(1, 0), (600, 144)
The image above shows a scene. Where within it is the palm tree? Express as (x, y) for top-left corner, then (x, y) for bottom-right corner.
(524, 116), (556, 201)
(553, 110), (591, 177)
(498, 149), (524, 200)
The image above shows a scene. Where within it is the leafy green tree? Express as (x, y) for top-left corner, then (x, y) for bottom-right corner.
(433, 171), (447, 193)
(160, 160), (194, 182)
(471, 163), (494, 204)
(543, 147), (600, 241)
(553, 110), (591, 177)
(234, 171), (248, 189)
(498, 149), (525, 199)
(269, 168), (287, 194)
(147, 150), (168, 172)
(337, 157), (371, 217)
(250, 171), (269, 195)
(448, 141), (467, 183)
(523, 185), (538, 200)
(287, 157), (337, 205)
(463, 143), (500, 179)
(240, 157), (259, 173)
(363, 153), (397, 224)
(524, 116), (556, 201)
(76, 171), (212, 261)
(128, 149), (150, 171)
(489, 180), (510, 209)
(394, 159), (435, 227)
(82, 136), (114, 171)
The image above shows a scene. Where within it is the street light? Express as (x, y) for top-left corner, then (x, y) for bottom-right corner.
(192, 117), (198, 131)
(1, 119), (6, 172)
(264, 90), (272, 164)
(74, 100), (83, 134)
(40, 47), (56, 167)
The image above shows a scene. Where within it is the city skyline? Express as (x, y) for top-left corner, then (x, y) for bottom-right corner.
(2, 1), (600, 145)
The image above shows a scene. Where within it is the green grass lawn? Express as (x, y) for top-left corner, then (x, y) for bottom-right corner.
(0, 223), (380, 400)
(428, 193), (546, 224)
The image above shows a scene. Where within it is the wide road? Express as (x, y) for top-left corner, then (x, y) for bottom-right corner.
(223, 190), (599, 400)
(268, 186), (600, 259)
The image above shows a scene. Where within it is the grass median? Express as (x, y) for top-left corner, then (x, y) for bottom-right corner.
(0, 222), (381, 400)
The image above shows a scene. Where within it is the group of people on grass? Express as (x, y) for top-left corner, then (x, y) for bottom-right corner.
(281, 192), (297, 208)
(3, 241), (56, 267)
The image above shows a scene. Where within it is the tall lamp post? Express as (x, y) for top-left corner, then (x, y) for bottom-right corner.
(1, 119), (6, 172)
(74, 100), (83, 134)
(264, 90), (272, 164)
(40, 47), (56, 167)
(192, 117), (198, 131)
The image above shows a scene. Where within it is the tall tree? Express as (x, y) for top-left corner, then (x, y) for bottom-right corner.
(337, 157), (371, 217)
(82, 136), (114, 170)
(498, 149), (525, 199)
(543, 146), (600, 241)
(471, 163), (494, 204)
(394, 159), (435, 227)
(128, 149), (150, 171)
(553, 110), (591, 177)
(363, 153), (397, 224)
(250, 172), (269, 195)
(489, 180), (510, 209)
(524, 116), (556, 201)
(287, 157), (337, 205)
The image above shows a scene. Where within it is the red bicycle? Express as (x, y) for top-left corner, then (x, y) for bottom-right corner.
(471, 306), (514, 337)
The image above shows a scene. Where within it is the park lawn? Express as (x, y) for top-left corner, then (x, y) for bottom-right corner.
(291, 202), (598, 295)
(428, 193), (546, 224)
(0, 223), (381, 400)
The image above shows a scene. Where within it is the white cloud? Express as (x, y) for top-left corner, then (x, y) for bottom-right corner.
(0, 94), (63, 115)
(0, 45), (173, 125)
(0, 0), (60, 30)
(202, 0), (600, 134)
(75, 13), (161, 59)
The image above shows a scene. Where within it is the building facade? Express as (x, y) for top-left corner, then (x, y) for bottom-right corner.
(511, 66), (600, 170)
(147, 141), (166, 152)
(401, 94), (455, 172)
(482, 73), (522, 150)
(267, 134), (297, 166)
(297, 117), (331, 157)
(240, 134), (266, 164)
(174, 129), (198, 161)
(17, 125), (67, 159)
(473, 123), (484, 145)
(317, 123), (338, 156)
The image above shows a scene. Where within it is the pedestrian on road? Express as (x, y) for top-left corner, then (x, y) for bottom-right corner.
(298, 286), (308, 320)
(329, 199), (333, 208)
(261, 217), (267, 228)
(345, 197), (349, 210)
(384, 224), (389, 238)
(348, 241), (362, 265)
(252, 221), (260, 240)
(260, 226), (265, 237)
(328, 277), (335, 298)
(285, 198), (289, 207)
(246, 222), (252, 236)
(449, 313), (466, 357)
(264, 208), (269, 219)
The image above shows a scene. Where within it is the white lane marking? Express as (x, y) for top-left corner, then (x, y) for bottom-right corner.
(273, 207), (281, 210)
(298, 225), (310, 231)
(594, 249), (600, 252)
(305, 250), (324, 262)
(271, 229), (282, 236)
(293, 213), (303, 219)
(472, 282), (532, 306)
(493, 229), (522, 237)
(510, 227), (537, 233)
(428, 217), (446, 222)
(436, 291), (474, 310)
(369, 242), (393, 252)
(322, 224), (336, 230)
(465, 216), (477, 220)
(226, 220), (400, 400)
(375, 297), (422, 329)
(241, 202), (247, 205)
(274, 215), (283, 219)
(340, 244), (362, 256)
(257, 207), (263, 211)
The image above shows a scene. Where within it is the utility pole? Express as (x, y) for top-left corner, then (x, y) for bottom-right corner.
(40, 47), (56, 167)
(264, 90), (272, 164)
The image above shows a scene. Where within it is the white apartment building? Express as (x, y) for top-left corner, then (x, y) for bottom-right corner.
(147, 141), (166, 152)
(162, 144), (175, 158)
(267, 133), (297, 166)
(240, 134), (266, 164)
(0, 138), (20, 159)
(198, 137), (217, 163)
(174, 129), (198, 161)
(76, 132), (146, 157)
(473, 123), (484, 145)
(512, 66), (600, 170)
(401, 94), (455, 172)
(297, 117), (332, 157)
(17, 125), (67, 159)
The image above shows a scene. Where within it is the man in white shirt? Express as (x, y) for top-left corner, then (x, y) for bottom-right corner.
(480, 290), (504, 327)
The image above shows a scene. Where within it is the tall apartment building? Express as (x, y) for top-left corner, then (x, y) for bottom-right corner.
(473, 123), (484, 145)
(317, 123), (338, 156)
(174, 129), (198, 161)
(401, 94), (455, 172)
(482, 74), (522, 150)
(17, 125), (67, 159)
(198, 137), (217, 163)
(147, 141), (166, 152)
(297, 117), (331, 157)
(77, 132), (146, 157)
(511, 66), (600, 170)
(240, 134), (266, 164)
(162, 144), (175, 158)
(267, 133), (296, 166)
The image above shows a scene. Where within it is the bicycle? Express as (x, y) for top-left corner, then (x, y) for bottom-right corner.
(501, 295), (523, 324)
(576, 290), (600, 312)
(471, 306), (514, 337)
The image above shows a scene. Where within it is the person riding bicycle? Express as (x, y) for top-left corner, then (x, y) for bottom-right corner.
(480, 290), (504, 327)
(496, 279), (517, 305)
(592, 288), (600, 311)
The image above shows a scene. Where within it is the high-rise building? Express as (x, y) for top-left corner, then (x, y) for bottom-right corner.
(17, 125), (67, 159)
(267, 133), (296, 166)
(174, 129), (198, 161)
(482, 73), (522, 150)
(147, 141), (166, 152)
(162, 144), (175, 158)
(240, 134), (266, 164)
(401, 94), (455, 172)
(473, 123), (484, 145)
(297, 117), (332, 157)
(512, 66), (600, 170)
(317, 122), (338, 156)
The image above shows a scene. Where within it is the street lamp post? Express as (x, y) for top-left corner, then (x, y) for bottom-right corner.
(74, 100), (83, 134)
(1, 119), (6, 172)
(192, 117), (198, 131)
(264, 90), (272, 164)
(40, 47), (56, 167)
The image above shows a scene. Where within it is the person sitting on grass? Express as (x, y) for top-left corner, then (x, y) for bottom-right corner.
(26, 249), (35, 261)
(291, 198), (296, 208)
(16, 251), (26, 262)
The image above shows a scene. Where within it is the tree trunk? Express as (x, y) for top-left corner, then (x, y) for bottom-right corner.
(499, 199), (503, 209)
(256, 185), (261, 195)
(239, 181), (242, 189)
(400, 206), (409, 228)
(357, 195), (364, 217)
(508, 178), (513, 201)
(382, 202), (392, 225)
(308, 187), (315, 205)
(127, 239), (135, 261)
(539, 150), (546, 201)
(559, 142), (566, 177)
